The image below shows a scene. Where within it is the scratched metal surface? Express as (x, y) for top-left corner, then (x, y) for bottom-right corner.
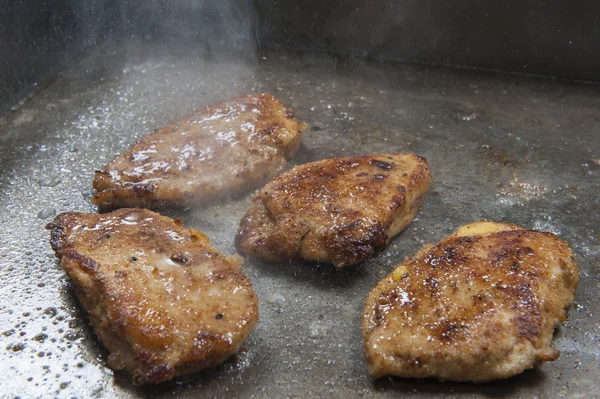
(0, 45), (598, 398)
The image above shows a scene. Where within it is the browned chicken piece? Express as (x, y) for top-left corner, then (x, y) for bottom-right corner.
(236, 153), (431, 269)
(362, 221), (579, 382)
(92, 94), (306, 210)
(46, 208), (258, 384)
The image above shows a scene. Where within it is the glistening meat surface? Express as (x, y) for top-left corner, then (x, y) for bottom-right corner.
(93, 94), (305, 210)
(236, 153), (431, 268)
(362, 221), (579, 382)
(47, 208), (259, 384)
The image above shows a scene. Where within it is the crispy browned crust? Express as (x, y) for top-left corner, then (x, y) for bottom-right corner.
(236, 153), (431, 268)
(92, 94), (306, 210)
(46, 209), (258, 384)
(362, 222), (579, 382)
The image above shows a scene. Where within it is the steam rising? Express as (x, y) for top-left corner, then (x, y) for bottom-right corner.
(70, 0), (259, 60)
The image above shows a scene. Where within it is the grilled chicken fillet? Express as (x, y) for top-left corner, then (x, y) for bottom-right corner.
(362, 221), (579, 382)
(236, 153), (431, 268)
(92, 94), (306, 210)
(47, 208), (258, 384)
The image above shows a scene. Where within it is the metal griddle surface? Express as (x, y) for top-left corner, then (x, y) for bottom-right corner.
(1, 45), (599, 398)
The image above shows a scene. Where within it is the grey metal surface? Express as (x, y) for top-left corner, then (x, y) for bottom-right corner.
(0, 0), (79, 116)
(4, 0), (600, 118)
(0, 0), (258, 116)
(0, 46), (598, 398)
(256, 0), (600, 82)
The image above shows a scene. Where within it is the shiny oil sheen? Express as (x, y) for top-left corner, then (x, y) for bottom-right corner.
(0, 46), (598, 397)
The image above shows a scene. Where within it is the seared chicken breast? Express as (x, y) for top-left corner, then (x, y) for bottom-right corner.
(362, 221), (579, 382)
(236, 154), (431, 269)
(47, 208), (258, 384)
(92, 94), (306, 210)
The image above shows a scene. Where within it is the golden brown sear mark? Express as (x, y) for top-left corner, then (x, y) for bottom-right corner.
(362, 221), (578, 382)
(93, 94), (306, 210)
(236, 153), (431, 269)
(47, 208), (258, 384)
